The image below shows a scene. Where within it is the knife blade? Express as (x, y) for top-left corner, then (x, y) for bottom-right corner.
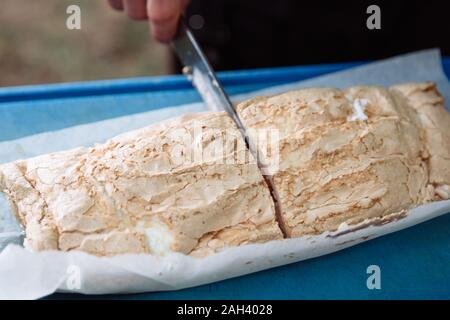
(170, 20), (274, 179)
(171, 22), (283, 235)
(171, 20), (246, 132)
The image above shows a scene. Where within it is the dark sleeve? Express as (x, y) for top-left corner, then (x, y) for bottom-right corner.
(177, 0), (449, 71)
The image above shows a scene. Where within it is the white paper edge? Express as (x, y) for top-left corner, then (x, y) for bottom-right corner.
(0, 199), (449, 299)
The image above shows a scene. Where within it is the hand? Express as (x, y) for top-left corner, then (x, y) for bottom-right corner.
(108, 0), (190, 43)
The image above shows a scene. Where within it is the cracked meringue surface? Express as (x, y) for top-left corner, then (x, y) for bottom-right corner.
(0, 112), (283, 256)
(1, 82), (449, 257)
(236, 82), (450, 238)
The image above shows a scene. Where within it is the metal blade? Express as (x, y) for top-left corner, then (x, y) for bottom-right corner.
(171, 20), (246, 130)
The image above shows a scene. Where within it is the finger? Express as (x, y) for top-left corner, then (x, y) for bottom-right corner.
(149, 16), (179, 43)
(147, 0), (183, 43)
(108, 0), (124, 11)
(124, 0), (148, 20)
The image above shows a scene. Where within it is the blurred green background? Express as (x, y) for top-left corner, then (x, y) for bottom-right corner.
(0, 0), (168, 87)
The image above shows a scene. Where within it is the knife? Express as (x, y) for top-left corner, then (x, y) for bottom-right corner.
(171, 22), (281, 230)
(171, 20), (247, 133)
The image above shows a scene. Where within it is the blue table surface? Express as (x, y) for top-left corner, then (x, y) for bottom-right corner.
(1, 59), (450, 300)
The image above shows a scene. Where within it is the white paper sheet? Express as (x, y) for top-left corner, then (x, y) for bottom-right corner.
(1, 49), (449, 299)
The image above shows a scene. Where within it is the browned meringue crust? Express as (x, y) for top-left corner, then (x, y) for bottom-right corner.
(236, 82), (450, 238)
(1, 83), (449, 257)
(0, 112), (283, 256)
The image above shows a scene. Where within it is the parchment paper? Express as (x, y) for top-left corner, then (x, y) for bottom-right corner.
(1, 49), (449, 299)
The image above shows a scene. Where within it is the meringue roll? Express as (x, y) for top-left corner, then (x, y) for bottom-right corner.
(236, 82), (450, 238)
(1, 83), (449, 256)
(0, 112), (283, 256)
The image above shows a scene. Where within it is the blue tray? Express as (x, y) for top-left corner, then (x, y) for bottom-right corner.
(2, 59), (450, 299)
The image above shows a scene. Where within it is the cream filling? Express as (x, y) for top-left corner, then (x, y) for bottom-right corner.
(435, 184), (450, 200)
(136, 220), (174, 255)
(348, 98), (369, 121)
